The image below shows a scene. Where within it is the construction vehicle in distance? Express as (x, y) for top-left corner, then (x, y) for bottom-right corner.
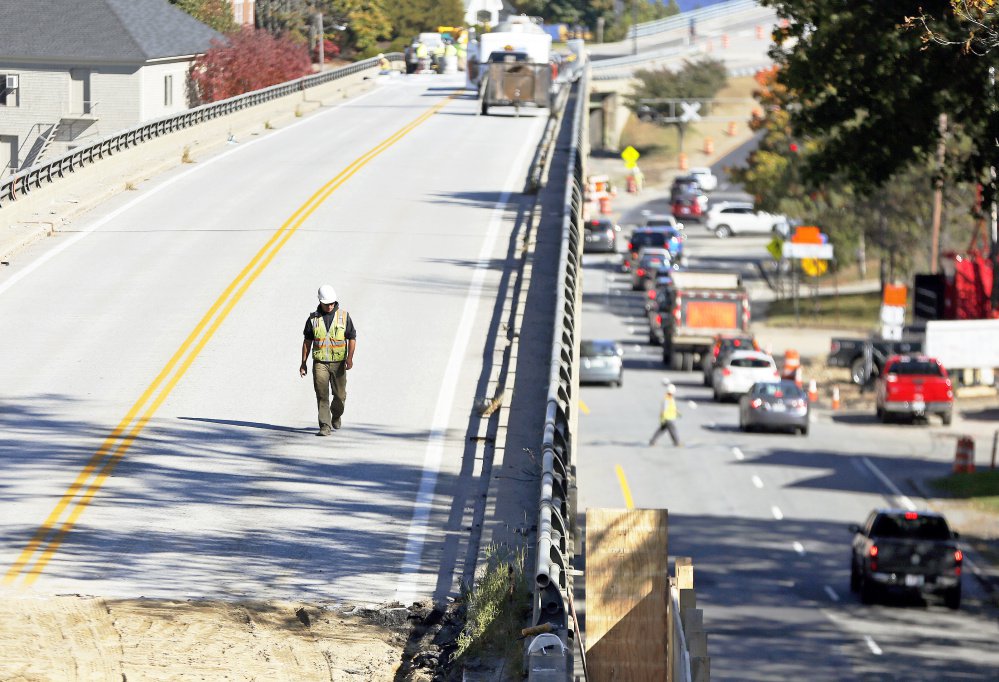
(654, 271), (751, 371)
(467, 15), (554, 116)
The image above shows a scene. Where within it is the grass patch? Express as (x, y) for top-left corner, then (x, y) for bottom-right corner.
(930, 470), (999, 514)
(452, 544), (531, 673)
(763, 290), (883, 330)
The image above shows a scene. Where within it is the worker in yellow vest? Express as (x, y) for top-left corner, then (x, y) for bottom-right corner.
(301, 284), (357, 436)
(648, 380), (682, 447)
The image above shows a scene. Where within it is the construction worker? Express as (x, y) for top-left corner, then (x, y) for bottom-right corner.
(648, 380), (682, 447)
(301, 284), (357, 436)
(415, 40), (430, 72)
(377, 53), (391, 73)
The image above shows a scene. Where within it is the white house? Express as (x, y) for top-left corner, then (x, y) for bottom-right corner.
(0, 0), (221, 176)
(232, 0), (255, 27)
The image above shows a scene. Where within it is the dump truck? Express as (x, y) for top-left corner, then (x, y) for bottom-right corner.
(655, 271), (751, 371)
(467, 16), (554, 115)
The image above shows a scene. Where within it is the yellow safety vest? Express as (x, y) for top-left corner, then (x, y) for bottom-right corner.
(660, 395), (677, 422)
(416, 44), (428, 58)
(311, 309), (348, 362)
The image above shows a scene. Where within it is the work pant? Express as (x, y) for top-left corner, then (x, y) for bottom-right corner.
(313, 360), (347, 429)
(649, 420), (680, 446)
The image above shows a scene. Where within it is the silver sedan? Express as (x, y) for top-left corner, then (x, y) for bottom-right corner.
(739, 380), (810, 435)
(580, 339), (624, 387)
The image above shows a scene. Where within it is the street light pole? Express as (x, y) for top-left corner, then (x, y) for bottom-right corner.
(632, 0), (638, 55)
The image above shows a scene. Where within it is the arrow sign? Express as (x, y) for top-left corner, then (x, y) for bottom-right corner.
(679, 101), (702, 123)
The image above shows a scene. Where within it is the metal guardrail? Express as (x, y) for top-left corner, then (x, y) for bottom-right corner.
(627, 0), (758, 39)
(526, 66), (588, 681)
(0, 54), (402, 208)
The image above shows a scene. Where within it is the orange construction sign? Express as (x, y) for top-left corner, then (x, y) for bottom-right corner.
(883, 284), (907, 307)
(791, 226), (822, 244)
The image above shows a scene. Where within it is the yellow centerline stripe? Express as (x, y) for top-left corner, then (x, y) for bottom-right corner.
(615, 464), (634, 509)
(6, 91), (458, 586)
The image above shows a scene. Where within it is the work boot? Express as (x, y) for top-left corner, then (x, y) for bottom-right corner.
(317, 425), (332, 436)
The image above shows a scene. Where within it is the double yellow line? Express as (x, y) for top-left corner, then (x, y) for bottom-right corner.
(4, 92), (456, 587)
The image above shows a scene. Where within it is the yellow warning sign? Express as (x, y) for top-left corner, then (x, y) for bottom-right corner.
(621, 145), (640, 168)
(766, 236), (783, 261)
(801, 258), (828, 276)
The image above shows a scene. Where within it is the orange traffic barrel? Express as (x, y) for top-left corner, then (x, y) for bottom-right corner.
(678, 152), (689, 171)
(599, 195), (612, 214)
(726, 121), (737, 136)
(782, 349), (801, 380)
(703, 137), (714, 155)
(722, 34), (730, 49)
(756, 25), (764, 39)
(953, 437), (976, 473)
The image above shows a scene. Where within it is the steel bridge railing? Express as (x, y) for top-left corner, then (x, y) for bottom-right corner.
(0, 54), (402, 209)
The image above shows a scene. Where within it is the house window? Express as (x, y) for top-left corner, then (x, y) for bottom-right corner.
(0, 74), (16, 107)
(164, 74), (173, 106)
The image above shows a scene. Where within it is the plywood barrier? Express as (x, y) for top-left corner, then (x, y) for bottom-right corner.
(585, 508), (669, 681)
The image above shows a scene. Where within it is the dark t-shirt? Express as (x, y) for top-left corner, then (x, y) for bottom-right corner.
(303, 304), (357, 341)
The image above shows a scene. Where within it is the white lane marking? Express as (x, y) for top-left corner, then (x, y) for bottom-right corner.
(732, 446), (744, 460)
(772, 506), (784, 520)
(860, 457), (916, 510)
(751, 475), (764, 489)
(0, 86), (387, 299)
(864, 635), (883, 656)
(687, 400), (697, 409)
(395, 115), (545, 604)
(793, 541), (805, 555)
(824, 585), (840, 601)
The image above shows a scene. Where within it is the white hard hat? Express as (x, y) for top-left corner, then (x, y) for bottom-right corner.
(317, 284), (337, 304)
(662, 380), (676, 393)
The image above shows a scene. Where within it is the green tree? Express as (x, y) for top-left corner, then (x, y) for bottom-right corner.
(385, 0), (464, 40)
(170, 0), (237, 33)
(333, 0), (393, 56)
(626, 58), (728, 109)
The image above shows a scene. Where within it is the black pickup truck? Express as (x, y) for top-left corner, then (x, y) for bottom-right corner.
(850, 509), (963, 608)
(828, 336), (923, 384)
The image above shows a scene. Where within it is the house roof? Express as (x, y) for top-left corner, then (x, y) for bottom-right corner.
(0, 0), (223, 64)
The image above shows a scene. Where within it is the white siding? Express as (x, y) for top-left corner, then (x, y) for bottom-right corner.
(140, 59), (194, 121)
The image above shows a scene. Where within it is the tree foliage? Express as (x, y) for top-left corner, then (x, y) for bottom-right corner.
(385, 0), (464, 39)
(761, 0), (998, 192)
(626, 58), (728, 111)
(190, 27), (311, 102)
(511, 0), (678, 41)
(169, 0), (237, 33)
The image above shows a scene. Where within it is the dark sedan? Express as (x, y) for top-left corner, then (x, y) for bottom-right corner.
(583, 219), (618, 254)
(738, 380), (810, 435)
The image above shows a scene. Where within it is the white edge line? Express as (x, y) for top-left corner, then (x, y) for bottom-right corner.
(860, 456), (916, 510)
(771, 505), (783, 520)
(394, 116), (545, 604)
(864, 635), (883, 656)
(0, 85), (386, 299)
(751, 474), (764, 488)
(732, 446), (744, 460)
(793, 541), (805, 555)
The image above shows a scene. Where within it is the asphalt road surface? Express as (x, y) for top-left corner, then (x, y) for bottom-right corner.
(575, 217), (999, 680)
(0, 73), (545, 606)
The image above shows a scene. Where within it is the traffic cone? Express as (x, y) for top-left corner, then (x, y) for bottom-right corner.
(807, 379), (818, 403)
(831, 386), (841, 410)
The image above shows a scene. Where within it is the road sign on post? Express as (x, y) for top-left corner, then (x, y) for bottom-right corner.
(881, 284), (907, 340)
(621, 145), (640, 169)
(679, 101), (702, 123)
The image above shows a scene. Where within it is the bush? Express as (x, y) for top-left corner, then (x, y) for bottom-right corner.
(190, 27), (311, 103)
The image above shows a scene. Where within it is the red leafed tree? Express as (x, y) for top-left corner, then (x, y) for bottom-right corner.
(190, 27), (312, 103)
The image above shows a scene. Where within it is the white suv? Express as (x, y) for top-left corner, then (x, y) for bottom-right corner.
(705, 202), (788, 238)
(689, 167), (718, 192)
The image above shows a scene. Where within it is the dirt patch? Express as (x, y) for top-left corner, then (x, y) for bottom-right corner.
(0, 596), (468, 682)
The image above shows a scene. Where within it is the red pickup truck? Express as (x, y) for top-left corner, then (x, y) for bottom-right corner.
(875, 354), (953, 425)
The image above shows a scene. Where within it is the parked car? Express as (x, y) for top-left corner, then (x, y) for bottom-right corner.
(583, 218), (619, 253)
(580, 339), (624, 386)
(669, 175), (702, 202)
(705, 202), (789, 238)
(702, 333), (759, 386)
(712, 350), (779, 401)
(688, 166), (718, 192)
(672, 191), (708, 223)
(623, 227), (684, 272)
(850, 509), (963, 608)
(739, 380), (810, 435)
(875, 354), (953, 424)
(828, 336), (924, 385)
(631, 249), (672, 290)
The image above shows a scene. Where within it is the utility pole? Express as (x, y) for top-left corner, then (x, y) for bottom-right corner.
(632, 0), (638, 55)
(316, 12), (324, 69)
(929, 112), (947, 274)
